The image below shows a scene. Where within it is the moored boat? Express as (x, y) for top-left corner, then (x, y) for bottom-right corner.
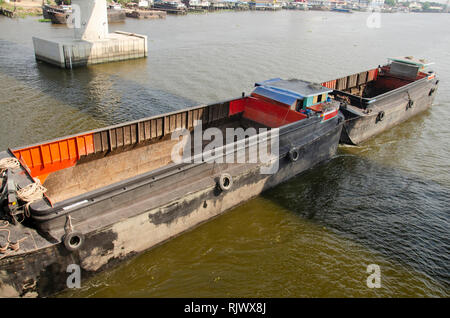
(309, 5), (330, 11)
(322, 57), (439, 145)
(287, 2), (308, 11)
(107, 6), (127, 23)
(152, 0), (188, 14)
(0, 78), (343, 297)
(42, 4), (72, 25)
(331, 7), (353, 13)
(42, 4), (126, 25)
(42, 4), (53, 19)
(125, 9), (167, 19)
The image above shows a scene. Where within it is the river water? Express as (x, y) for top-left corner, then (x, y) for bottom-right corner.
(0, 10), (448, 297)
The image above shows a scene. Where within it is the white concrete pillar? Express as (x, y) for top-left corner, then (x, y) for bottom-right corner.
(72, 0), (109, 41)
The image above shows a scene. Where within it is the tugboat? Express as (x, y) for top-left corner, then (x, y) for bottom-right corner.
(0, 78), (342, 297)
(322, 57), (439, 145)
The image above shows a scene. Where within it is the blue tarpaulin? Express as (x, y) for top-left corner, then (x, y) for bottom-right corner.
(252, 86), (300, 106)
(253, 78), (332, 107)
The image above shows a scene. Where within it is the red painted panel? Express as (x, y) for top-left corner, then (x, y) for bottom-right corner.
(229, 98), (246, 116)
(322, 109), (339, 121)
(375, 76), (413, 91)
(243, 97), (307, 128)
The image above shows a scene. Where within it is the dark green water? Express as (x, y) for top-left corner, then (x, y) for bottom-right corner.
(0, 11), (448, 297)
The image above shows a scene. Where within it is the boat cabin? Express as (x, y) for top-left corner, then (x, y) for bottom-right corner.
(387, 57), (434, 79)
(254, 78), (333, 111)
(246, 78), (338, 125)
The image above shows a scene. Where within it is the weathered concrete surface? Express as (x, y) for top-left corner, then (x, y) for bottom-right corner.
(32, 0), (147, 68)
(33, 31), (148, 69)
(72, 0), (109, 41)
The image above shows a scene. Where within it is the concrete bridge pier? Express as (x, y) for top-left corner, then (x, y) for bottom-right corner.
(33, 0), (147, 68)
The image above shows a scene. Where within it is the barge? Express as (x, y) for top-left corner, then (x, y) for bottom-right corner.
(152, 1), (188, 14)
(0, 79), (343, 297)
(42, 4), (72, 24)
(43, 4), (126, 24)
(125, 9), (167, 19)
(331, 7), (353, 13)
(322, 57), (439, 145)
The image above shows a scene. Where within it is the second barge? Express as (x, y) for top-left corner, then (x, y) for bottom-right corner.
(322, 57), (439, 145)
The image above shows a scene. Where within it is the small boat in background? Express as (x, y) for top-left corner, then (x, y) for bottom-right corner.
(125, 9), (167, 19)
(107, 4), (127, 23)
(42, 4), (54, 19)
(331, 7), (353, 13)
(153, 0), (188, 14)
(42, 4), (72, 24)
(322, 57), (439, 145)
(309, 5), (330, 11)
(42, 3), (126, 25)
(287, 2), (308, 11)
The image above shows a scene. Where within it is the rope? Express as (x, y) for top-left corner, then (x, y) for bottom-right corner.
(0, 220), (29, 259)
(16, 179), (47, 203)
(0, 157), (20, 174)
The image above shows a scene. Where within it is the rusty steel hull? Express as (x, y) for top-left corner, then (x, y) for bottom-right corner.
(0, 111), (343, 297)
(46, 8), (126, 25)
(337, 74), (439, 145)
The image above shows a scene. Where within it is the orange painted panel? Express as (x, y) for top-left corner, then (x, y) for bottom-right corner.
(12, 133), (95, 179)
(50, 143), (61, 162)
(368, 68), (379, 82)
(18, 150), (32, 169)
(41, 144), (52, 166)
(30, 147), (42, 166)
(77, 137), (86, 157)
(59, 141), (69, 161)
(68, 139), (77, 160)
(321, 80), (336, 89)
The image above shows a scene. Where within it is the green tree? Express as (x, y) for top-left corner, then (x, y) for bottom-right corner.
(385, 0), (396, 7)
(422, 2), (430, 10)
